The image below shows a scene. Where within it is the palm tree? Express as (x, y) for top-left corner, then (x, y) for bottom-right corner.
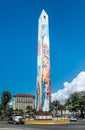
(1, 91), (11, 117)
(59, 104), (66, 116)
(26, 106), (32, 113)
(51, 100), (60, 117)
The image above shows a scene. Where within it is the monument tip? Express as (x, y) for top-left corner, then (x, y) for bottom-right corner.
(40, 9), (48, 19)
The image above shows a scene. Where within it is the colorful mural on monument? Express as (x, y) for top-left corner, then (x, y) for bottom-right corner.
(36, 10), (51, 112)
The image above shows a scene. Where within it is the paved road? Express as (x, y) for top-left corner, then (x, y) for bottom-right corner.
(0, 119), (85, 130)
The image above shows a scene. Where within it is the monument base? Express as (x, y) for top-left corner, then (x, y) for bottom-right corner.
(35, 111), (52, 120)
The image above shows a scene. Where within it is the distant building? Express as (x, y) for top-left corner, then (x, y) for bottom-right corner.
(8, 101), (13, 108)
(13, 94), (35, 112)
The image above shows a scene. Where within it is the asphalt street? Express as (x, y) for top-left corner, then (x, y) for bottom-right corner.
(0, 119), (85, 130)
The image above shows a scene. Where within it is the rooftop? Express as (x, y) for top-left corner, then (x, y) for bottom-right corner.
(14, 94), (35, 98)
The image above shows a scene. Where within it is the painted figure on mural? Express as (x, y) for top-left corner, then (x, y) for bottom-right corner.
(42, 81), (51, 111)
(42, 80), (46, 108)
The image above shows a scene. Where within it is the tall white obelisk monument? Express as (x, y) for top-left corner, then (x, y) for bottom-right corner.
(36, 10), (51, 112)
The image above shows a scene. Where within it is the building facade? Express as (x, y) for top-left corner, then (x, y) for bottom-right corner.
(13, 94), (35, 112)
(36, 10), (51, 112)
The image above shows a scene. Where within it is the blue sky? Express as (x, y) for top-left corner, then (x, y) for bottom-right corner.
(0, 0), (85, 100)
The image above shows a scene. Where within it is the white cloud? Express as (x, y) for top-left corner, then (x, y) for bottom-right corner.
(51, 71), (85, 104)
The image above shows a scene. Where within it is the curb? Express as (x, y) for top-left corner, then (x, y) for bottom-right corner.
(25, 120), (70, 125)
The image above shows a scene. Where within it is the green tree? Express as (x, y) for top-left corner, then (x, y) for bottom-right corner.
(51, 100), (61, 117)
(65, 91), (85, 118)
(52, 100), (60, 108)
(65, 92), (79, 111)
(6, 108), (13, 117)
(12, 108), (23, 115)
(75, 98), (85, 118)
(59, 104), (66, 116)
(0, 104), (2, 115)
(32, 108), (36, 114)
(26, 106), (32, 113)
(1, 91), (11, 116)
(0, 104), (3, 120)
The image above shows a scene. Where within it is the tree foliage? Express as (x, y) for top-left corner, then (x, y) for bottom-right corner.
(1, 91), (11, 116)
(65, 91), (85, 118)
(1, 91), (11, 106)
(26, 105), (32, 113)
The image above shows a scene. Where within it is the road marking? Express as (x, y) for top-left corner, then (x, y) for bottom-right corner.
(0, 128), (23, 130)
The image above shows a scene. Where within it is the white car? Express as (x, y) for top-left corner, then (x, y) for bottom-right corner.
(69, 117), (77, 122)
(11, 114), (24, 124)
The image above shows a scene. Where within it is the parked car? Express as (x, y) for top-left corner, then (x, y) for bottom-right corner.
(8, 114), (24, 124)
(69, 117), (77, 122)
